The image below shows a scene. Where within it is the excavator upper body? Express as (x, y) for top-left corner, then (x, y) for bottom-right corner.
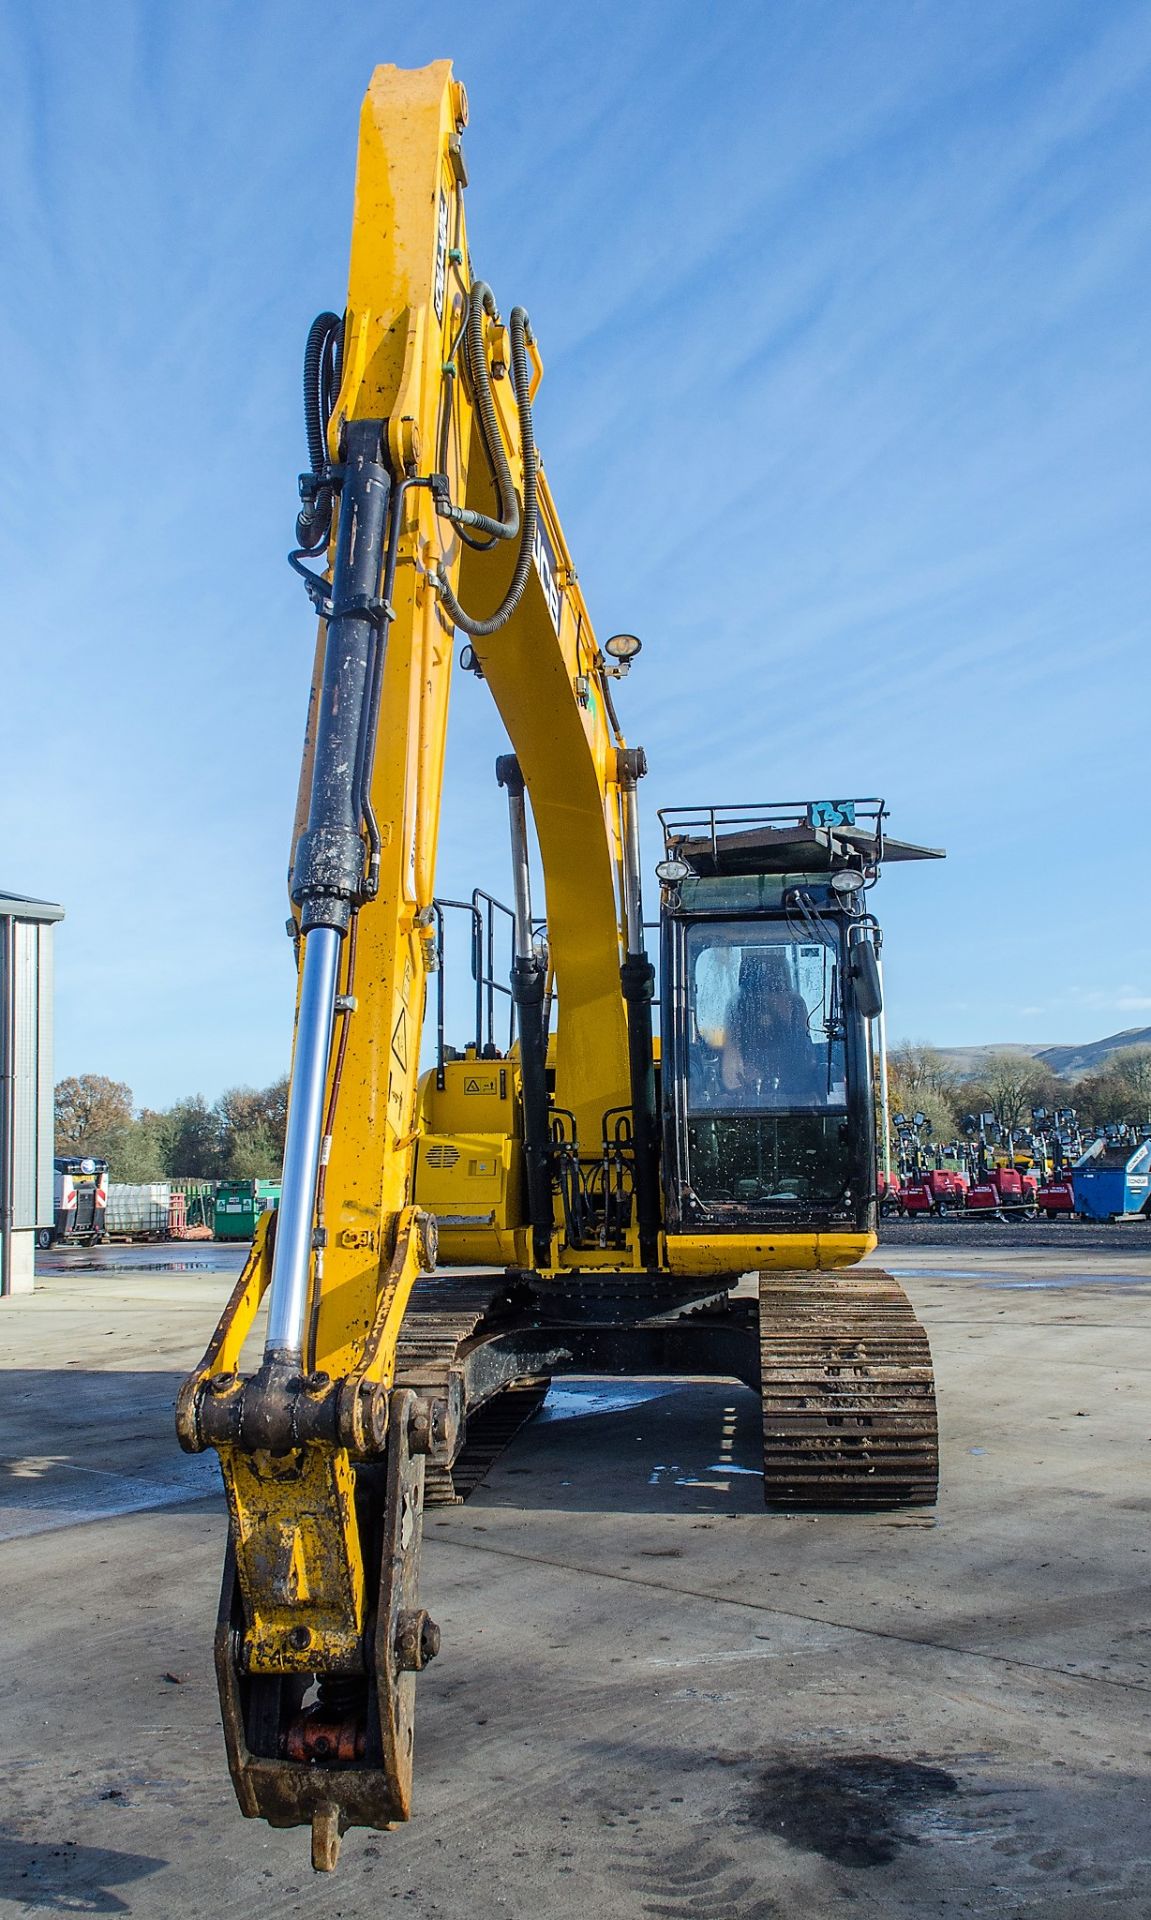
(177, 60), (943, 1871)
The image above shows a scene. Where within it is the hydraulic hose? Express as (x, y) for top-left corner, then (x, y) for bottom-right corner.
(296, 311), (343, 553)
(435, 282), (539, 638)
(447, 284), (520, 542)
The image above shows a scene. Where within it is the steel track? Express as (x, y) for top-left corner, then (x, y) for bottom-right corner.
(758, 1270), (939, 1508)
(394, 1267), (939, 1512)
(394, 1274), (543, 1504)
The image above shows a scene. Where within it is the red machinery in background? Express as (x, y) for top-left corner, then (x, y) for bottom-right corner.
(965, 1161), (1038, 1217)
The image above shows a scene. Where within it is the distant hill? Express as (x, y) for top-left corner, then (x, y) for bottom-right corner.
(936, 1043), (1049, 1078)
(1036, 1028), (1151, 1077)
(935, 1029), (1151, 1081)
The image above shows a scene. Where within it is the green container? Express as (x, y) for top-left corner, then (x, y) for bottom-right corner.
(214, 1179), (281, 1242)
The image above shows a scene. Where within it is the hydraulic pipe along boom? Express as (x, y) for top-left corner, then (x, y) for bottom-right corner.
(618, 750), (661, 1265)
(497, 754), (553, 1268)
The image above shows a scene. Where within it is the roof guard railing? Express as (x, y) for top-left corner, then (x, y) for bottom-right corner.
(657, 798), (888, 865)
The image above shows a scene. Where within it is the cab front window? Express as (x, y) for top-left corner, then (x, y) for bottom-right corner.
(686, 921), (845, 1113)
(678, 918), (853, 1220)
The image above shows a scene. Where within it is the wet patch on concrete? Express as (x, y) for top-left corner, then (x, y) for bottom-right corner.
(747, 1754), (959, 1867)
(36, 1243), (248, 1281)
(889, 1268), (1000, 1280)
(538, 1382), (680, 1423)
(57, 1257), (240, 1275)
(982, 1273), (1151, 1291)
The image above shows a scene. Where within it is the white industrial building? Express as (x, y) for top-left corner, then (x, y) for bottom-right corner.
(1, 889), (63, 1296)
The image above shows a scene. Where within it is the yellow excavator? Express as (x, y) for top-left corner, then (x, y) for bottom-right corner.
(177, 60), (943, 1871)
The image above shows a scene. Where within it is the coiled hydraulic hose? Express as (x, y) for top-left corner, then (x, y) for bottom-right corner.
(296, 311), (343, 553)
(435, 282), (539, 638)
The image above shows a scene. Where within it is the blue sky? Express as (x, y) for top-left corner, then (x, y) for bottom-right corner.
(2, 1), (1149, 1107)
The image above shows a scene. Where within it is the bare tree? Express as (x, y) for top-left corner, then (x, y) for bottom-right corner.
(968, 1052), (1057, 1133)
(886, 1043), (961, 1139)
(1113, 1047), (1151, 1123)
(888, 1043), (960, 1107)
(1078, 1048), (1151, 1127)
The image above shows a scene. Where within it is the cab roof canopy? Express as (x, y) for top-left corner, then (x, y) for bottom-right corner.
(659, 801), (944, 878)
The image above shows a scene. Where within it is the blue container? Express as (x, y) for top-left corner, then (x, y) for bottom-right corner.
(1072, 1139), (1151, 1220)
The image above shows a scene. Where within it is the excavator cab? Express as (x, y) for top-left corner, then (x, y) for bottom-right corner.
(658, 802), (935, 1248)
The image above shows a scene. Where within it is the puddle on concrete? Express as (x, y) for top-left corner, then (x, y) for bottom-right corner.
(537, 1381), (680, 1423)
(983, 1273), (1151, 1291)
(650, 1464), (716, 1488)
(647, 1460), (761, 1490)
(889, 1268), (999, 1281)
(886, 1262), (1151, 1292)
(59, 1258), (238, 1275)
(748, 1754), (959, 1868)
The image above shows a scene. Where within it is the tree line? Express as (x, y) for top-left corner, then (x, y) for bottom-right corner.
(54, 1074), (289, 1181)
(887, 1043), (1151, 1144)
(55, 1044), (1151, 1181)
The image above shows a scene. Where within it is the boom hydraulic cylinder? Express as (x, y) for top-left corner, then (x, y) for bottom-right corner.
(265, 420), (392, 1361)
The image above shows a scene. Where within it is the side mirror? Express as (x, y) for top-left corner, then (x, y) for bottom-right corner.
(850, 938), (883, 1020)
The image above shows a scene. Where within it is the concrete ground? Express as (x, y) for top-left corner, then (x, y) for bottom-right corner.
(1, 1239), (1150, 1918)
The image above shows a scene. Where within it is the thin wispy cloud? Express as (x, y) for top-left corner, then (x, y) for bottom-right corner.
(1, 0), (1148, 1101)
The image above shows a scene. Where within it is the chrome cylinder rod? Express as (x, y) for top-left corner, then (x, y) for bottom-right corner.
(263, 925), (341, 1359)
(620, 776), (644, 957)
(507, 788), (534, 962)
(496, 753), (535, 961)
